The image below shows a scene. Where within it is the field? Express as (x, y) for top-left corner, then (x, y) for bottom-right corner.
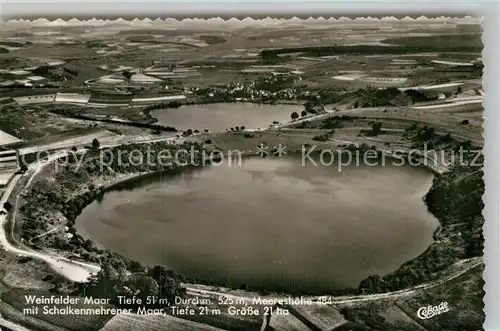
(7, 127), (113, 149)
(16, 130), (126, 155)
(1, 289), (115, 330)
(8, 44), (97, 59)
(0, 252), (58, 292)
(88, 94), (134, 104)
(382, 33), (483, 49)
(101, 314), (229, 331)
(0, 299), (67, 331)
(0, 129), (21, 146)
(290, 304), (347, 329)
(324, 263), (484, 330)
(268, 312), (310, 331)
(60, 63), (109, 85)
(398, 265), (484, 330)
(0, 104), (98, 140)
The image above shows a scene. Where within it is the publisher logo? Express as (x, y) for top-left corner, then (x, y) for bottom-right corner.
(417, 302), (450, 319)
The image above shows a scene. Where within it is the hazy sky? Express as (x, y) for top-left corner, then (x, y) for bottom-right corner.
(0, 1), (489, 20)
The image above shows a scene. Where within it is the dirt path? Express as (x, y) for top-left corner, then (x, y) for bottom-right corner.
(184, 258), (482, 305)
(1, 136), (179, 283)
(32, 226), (62, 239)
(1, 154), (100, 283)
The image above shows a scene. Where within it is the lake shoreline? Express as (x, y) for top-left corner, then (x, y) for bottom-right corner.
(18, 133), (477, 297)
(150, 102), (304, 132)
(70, 146), (442, 295)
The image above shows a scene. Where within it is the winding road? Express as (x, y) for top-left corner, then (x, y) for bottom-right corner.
(185, 257), (482, 305)
(0, 135), (180, 283)
(0, 153), (100, 282)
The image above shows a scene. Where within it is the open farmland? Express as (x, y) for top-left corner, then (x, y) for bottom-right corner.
(7, 128), (160, 155)
(102, 314), (229, 331)
(1, 289), (114, 330)
(382, 33), (483, 49)
(0, 130), (21, 146)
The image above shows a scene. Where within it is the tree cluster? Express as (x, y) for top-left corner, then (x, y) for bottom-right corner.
(20, 142), (207, 257)
(358, 145), (484, 294)
(86, 260), (185, 308)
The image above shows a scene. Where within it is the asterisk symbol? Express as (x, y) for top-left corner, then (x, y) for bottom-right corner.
(272, 144), (287, 157)
(256, 143), (269, 157)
